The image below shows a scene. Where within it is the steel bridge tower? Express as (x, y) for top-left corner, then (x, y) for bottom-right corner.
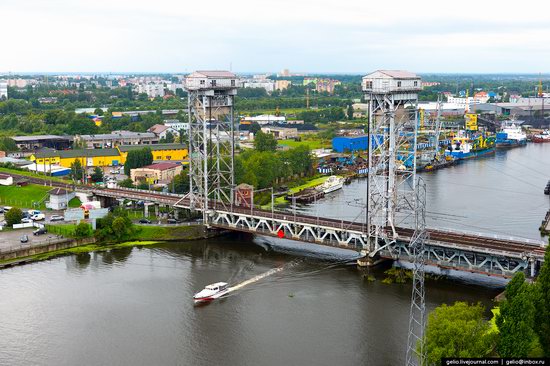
(362, 70), (427, 366)
(184, 71), (238, 221)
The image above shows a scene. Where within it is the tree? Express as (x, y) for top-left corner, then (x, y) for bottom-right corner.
(170, 171), (189, 193)
(123, 147), (153, 176)
(160, 130), (174, 143)
(5, 207), (23, 226)
(347, 103), (354, 120)
(118, 178), (134, 188)
(423, 302), (495, 365)
(90, 167), (104, 183)
(534, 245), (550, 356)
(70, 159), (84, 182)
(74, 222), (92, 238)
(96, 209), (135, 242)
(254, 131), (277, 152)
(93, 108), (104, 116)
(496, 272), (538, 357)
(248, 122), (261, 134)
(0, 137), (17, 152)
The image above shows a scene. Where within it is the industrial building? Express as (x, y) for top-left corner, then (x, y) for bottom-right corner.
(11, 135), (73, 151)
(117, 143), (188, 162)
(30, 148), (123, 168)
(46, 188), (76, 210)
(241, 115), (286, 125)
(130, 162), (183, 185)
(260, 126), (298, 140)
(332, 136), (369, 153)
(76, 131), (159, 148)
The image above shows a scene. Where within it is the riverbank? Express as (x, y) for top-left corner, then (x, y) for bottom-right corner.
(0, 223), (217, 269)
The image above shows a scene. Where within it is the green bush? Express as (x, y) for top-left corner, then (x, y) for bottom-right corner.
(5, 207), (23, 226)
(74, 222), (92, 238)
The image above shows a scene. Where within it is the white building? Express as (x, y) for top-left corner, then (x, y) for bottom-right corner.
(241, 114), (286, 125)
(0, 80), (7, 100)
(137, 83), (165, 98)
(46, 188), (76, 210)
(242, 80), (275, 93)
(164, 120), (189, 133)
(362, 70), (421, 94)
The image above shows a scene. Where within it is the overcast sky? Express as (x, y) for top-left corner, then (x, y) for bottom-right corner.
(2, 0), (550, 74)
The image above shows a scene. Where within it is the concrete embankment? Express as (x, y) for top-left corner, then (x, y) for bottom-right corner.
(0, 224), (220, 269)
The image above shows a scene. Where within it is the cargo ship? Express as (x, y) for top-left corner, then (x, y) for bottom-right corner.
(496, 122), (527, 148)
(444, 133), (495, 160)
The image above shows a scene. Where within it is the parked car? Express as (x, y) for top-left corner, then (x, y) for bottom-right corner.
(3, 206), (12, 212)
(20, 235), (29, 243)
(50, 215), (64, 222)
(0, 207), (5, 214)
(33, 227), (47, 236)
(21, 211), (30, 219)
(21, 218), (33, 224)
(31, 213), (46, 221)
(167, 218), (181, 224)
(139, 218), (152, 224)
(28, 210), (41, 216)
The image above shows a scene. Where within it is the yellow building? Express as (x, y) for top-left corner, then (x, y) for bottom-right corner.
(117, 143), (188, 162)
(30, 143), (188, 169)
(31, 148), (124, 168)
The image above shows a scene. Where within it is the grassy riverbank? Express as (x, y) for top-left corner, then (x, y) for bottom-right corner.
(274, 175), (330, 205)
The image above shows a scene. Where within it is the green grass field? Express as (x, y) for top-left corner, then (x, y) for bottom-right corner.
(277, 139), (331, 150)
(0, 184), (52, 209)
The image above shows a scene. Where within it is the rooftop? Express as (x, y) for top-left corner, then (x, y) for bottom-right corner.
(12, 135), (73, 142)
(118, 143), (187, 152)
(364, 70), (419, 79)
(148, 124), (170, 134)
(79, 131), (157, 140)
(0, 173), (12, 179)
(49, 187), (70, 196)
(34, 148), (120, 158)
(187, 70), (236, 78)
(139, 162), (181, 171)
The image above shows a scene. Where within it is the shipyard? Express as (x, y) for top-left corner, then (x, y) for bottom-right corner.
(1, 1), (550, 365)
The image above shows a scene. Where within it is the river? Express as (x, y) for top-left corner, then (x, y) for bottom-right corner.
(1, 144), (548, 366)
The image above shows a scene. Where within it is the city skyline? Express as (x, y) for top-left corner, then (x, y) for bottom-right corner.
(1, 0), (550, 73)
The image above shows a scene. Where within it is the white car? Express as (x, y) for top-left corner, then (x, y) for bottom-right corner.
(50, 215), (64, 222)
(21, 218), (33, 224)
(31, 213), (46, 221)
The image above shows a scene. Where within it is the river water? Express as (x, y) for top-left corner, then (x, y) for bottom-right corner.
(1, 144), (548, 366)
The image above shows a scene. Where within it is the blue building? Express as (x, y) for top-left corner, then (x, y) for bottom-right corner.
(332, 135), (384, 153)
(332, 136), (368, 153)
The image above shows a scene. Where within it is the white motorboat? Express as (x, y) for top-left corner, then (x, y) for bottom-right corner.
(318, 176), (344, 194)
(193, 282), (230, 303)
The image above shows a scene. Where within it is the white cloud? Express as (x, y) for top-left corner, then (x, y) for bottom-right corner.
(1, 0), (550, 73)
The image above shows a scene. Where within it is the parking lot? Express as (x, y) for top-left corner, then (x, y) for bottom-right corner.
(0, 227), (60, 252)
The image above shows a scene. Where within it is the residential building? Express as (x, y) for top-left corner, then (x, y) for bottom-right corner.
(46, 188), (76, 210)
(76, 131), (159, 148)
(260, 126), (298, 140)
(164, 120), (189, 134)
(136, 83), (165, 98)
(117, 143), (188, 162)
(130, 162), (183, 185)
(0, 173), (13, 186)
(303, 78), (341, 94)
(148, 124), (171, 140)
(242, 79), (275, 93)
(0, 80), (7, 99)
(275, 80), (292, 91)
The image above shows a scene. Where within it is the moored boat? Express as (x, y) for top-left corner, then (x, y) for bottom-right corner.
(496, 122), (527, 148)
(318, 175), (344, 194)
(444, 133), (495, 160)
(532, 130), (550, 143)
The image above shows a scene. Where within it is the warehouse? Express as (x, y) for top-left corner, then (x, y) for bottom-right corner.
(130, 162), (183, 185)
(332, 136), (368, 153)
(117, 143), (188, 162)
(30, 148), (123, 168)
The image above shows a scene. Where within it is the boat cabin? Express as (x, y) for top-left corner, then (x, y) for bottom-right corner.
(205, 282), (228, 292)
